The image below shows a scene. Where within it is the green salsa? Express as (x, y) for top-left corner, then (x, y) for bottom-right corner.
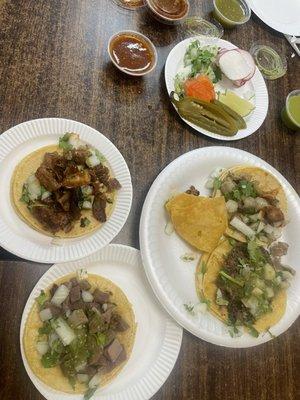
(288, 95), (300, 127)
(215, 0), (245, 22)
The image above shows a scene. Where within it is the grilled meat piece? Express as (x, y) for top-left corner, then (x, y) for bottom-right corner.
(31, 205), (72, 233)
(63, 170), (90, 188)
(69, 285), (81, 303)
(104, 339), (123, 363)
(93, 289), (110, 304)
(35, 166), (61, 192)
(270, 242), (289, 258)
(70, 148), (90, 165)
(107, 178), (121, 192)
(91, 164), (110, 186)
(92, 193), (107, 222)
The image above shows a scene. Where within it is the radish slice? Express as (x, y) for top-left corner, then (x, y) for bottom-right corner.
(218, 49), (255, 87)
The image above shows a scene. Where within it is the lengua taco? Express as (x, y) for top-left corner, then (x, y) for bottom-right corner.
(213, 166), (287, 246)
(11, 133), (121, 237)
(197, 238), (295, 336)
(23, 272), (136, 399)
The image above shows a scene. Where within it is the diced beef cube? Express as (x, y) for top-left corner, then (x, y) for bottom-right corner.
(91, 164), (110, 186)
(85, 302), (101, 311)
(55, 190), (71, 212)
(270, 242), (289, 258)
(104, 339), (123, 363)
(70, 277), (79, 287)
(114, 347), (127, 366)
(81, 365), (97, 377)
(50, 284), (58, 298)
(69, 285), (81, 303)
(31, 205), (72, 234)
(110, 313), (129, 332)
(101, 309), (112, 326)
(71, 148), (90, 165)
(79, 280), (91, 291)
(105, 329), (116, 346)
(35, 166), (61, 192)
(49, 304), (62, 318)
(68, 309), (88, 327)
(93, 289), (110, 304)
(69, 299), (86, 311)
(62, 296), (71, 312)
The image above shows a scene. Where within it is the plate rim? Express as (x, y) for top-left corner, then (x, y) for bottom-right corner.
(139, 146), (300, 348)
(164, 36), (269, 142)
(0, 117), (133, 263)
(19, 244), (183, 400)
(247, 0), (300, 36)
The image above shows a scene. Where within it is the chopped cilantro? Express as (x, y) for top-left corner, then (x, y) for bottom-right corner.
(95, 149), (106, 163)
(213, 177), (222, 190)
(184, 303), (195, 315)
(38, 321), (53, 335)
(80, 217), (91, 228)
(201, 262), (207, 274)
(20, 184), (31, 204)
(59, 133), (72, 150)
(84, 387), (98, 400)
(36, 290), (47, 308)
(180, 253), (196, 262)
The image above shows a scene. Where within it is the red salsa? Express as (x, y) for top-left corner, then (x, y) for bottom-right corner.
(110, 34), (154, 74)
(150, 0), (188, 18)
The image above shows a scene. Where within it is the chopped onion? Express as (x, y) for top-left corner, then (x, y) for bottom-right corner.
(263, 224), (274, 234)
(75, 361), (87, 372)
(82, 200), (92, 210)
(86, 152), (100, 168)
(51, 284), (70, 306)
(68, 133), (85, 149)
(51, 317), (75, 346)
(194, 302), (207, 314)
(41, 191), (51, 200)
(49, 332), (59, 348)
(281, 270), (293, 281)
(280, 281), (290, 289)
(27, 174), (42, 201)
(256, 221), (265, 233)
(218, 49), (255, 86)
(230, 216), (255, 238)
(226, 199), (238, 213)
(81, 185), (93, 197)
(164, 221), (174, 235)
(265, 287), (274, 298)
(210, 167), (224, 178)
(243, 197), (256, 209)
(36, 341), (49, 356)
(89, 372), (101, 389)
(205, 178), (214, 190)
(82, 290), (93, 303)
(39, 308), (53, 322)
(255, 197), (269, 210)
(77, 268), (88, 280)
(77, 374), (89, 383)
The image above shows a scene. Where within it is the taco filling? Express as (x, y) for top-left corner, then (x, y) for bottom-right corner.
(14, 133), (121, 236)
(27, 273), (134, 399)
(216, 172), (286, 245)
(214, 240), (294, 335)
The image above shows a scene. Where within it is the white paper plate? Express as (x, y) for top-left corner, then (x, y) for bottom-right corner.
(165, 37), (268, 141)
(247, 0), (300, 36)
(0, 118), (132, 263)
(20, 244), (183, 400)
(140, 146), (300, 347)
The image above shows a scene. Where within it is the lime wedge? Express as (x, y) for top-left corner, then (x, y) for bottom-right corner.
(219, 91), (255, 117)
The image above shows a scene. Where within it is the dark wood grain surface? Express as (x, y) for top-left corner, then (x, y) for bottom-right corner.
(0, 1), (299, 399)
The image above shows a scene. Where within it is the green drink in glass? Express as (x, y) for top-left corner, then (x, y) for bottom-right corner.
(281, 90), (300, 131)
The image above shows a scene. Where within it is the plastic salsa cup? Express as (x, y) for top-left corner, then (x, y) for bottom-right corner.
(281, 90), (300, 131)
(213, 0), (251, 28)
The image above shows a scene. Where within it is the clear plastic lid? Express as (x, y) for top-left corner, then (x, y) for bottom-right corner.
(111, 0), (145, 10)
(249, 42), (287, 80)
(182, 16), (224, 39)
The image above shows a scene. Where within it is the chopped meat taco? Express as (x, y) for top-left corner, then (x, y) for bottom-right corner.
(11, 133), (121, 237)
(213, 166), (287, 246)
(196, 238), (295, 335)
(23, 272), (136, 398)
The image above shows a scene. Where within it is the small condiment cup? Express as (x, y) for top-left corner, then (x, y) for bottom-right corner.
(145, 0), (190, 25)
(281, 90), (300, 131)
(213, 0), (251, 29)
(108, 30), (157, 77)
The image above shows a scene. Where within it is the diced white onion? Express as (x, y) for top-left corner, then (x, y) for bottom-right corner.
(27, 174), (42, 201)
(86, 153), (100, 168)
(194, 302), (207, 314)
(82, 200), (92, 210)
(68, 133), (85, 149)
(281, 271), (293, 281)
(77, 374), (89, 383)
(51, 284), (70, 306)
(36, 341), (49, 356)
(51, 317), (76, 346)
(41, 191), (51, 200)
(205, 178), (214, 190)
(39, 308), (53, 322)
(256, 221), (265, 233)
(164, 221), (174, 235)
(75, 362), (87, 372)
(230, 216), (255, 238)
(243, 197), (256, 209)
(255, 197), (269, 210)
(210, 167), (224, 178)
(77, 269), (88, 280)
(263, 224), (274, 234)
(82, 290), (93, 303)
(89, 372), (101, 389)
(81, 185), (93, 197)
(226, 199), (238, 213)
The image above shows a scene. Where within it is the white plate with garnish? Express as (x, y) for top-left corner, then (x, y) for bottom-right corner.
(0, 118), (132, 263)
(165, 37), (268, 141)
(140, 147), (300, 347)
(247, 0), (300, 36)
(20, 244), (183, 400)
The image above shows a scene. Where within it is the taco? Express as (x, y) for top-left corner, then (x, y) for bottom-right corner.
(165, 187), (228, 253)
(23, 272), (136, 398)
(11, 133), (121, 238)
(197, 238), (295, 335)
(213, 166), (287, 245)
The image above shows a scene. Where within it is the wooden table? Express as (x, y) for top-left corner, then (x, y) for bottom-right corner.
(0, 1), (299, 399)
